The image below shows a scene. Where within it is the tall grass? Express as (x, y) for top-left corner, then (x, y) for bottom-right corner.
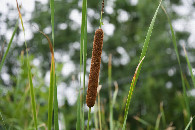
(0, 21), (18, 73)
(161, 5), (191, 125)
(122, 0), (162, 129)
(16, 0), (38, 129)
(183, 45), (195, 88)
(77, 0), (87, 129)
(49, 0), (59, 129)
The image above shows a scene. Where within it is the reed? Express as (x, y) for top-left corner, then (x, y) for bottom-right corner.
(86, 29), (104, 108)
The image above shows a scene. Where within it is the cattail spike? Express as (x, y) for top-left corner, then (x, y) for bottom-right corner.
(86, 29), (104, 108)
(101, 0), (104, 13)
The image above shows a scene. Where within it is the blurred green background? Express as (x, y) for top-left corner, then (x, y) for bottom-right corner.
(0, 0), (195, 129)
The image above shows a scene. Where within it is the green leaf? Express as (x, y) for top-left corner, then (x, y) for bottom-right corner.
(122, 1), (162, 129)
(161, 5), (191, 123)
(0, 21), (18, 73)
(185, 117), (194, 130)
(183, 45), (195, 88)
(79, 0), (87, 129)
(54, 74), (59, 130)
(16, 1), (38, 129)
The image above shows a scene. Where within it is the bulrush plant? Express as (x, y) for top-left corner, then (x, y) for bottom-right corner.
(86, 28), (104, 108)
(2, 0), (194, 129)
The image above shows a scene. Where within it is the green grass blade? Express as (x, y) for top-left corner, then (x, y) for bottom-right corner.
(98, 91), (102, 130)
(94, 103), (98, 129)
(80, 0), (87, 129)
(183, 45), (195, 88)
(112, 81), (118, 106)
(139, 0), (162, 62)
(49, 0), (58, 129)
(0, 21), (18, 73)
(185, 117), (194, 130)
(27, 59), (38, 130)
(50, 0), (55, 47)
(160, 102), (166, 128)
(161, 5), (191, 123)
(16, 1), (38, 129)
(122, 57), (145, 130)
(54, 74), (59, 130)
(87, 108), (91, 130)
(134, 116), (152, 127)
(48, 60), (55, 130)
(108, 54), (113, 130)
(155, 113), (162, 130)
(76, 91), (81, 130)
(122, 1), (162, 129)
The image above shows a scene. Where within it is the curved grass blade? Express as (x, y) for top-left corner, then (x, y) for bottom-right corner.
(133, 116), (152, 127)
(16, 0), (38, 129)
(155, 113), (162, 130)
(122, 1), (162, 129)
(0, 21), (18, 73)
(185, 117), (194, 130)
(122, 56), (145, 130)
(49, 0), (59, 129)
(37, 30), (55, 130)
(161, 5), (191, 124)
(183, 45), (195, 88)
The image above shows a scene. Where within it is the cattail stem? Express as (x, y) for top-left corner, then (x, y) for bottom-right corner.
(86, 29), (104, 108)
(87, 108), (91, 130)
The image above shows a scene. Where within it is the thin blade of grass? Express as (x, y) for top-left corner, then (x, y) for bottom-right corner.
(155, 113), (162, 130)
(50, 0), (55, 47)
(87, 108), (91, 130)
(38, 30), (55, 130)
(183, 45), (195, 88)
(49, 0), (58, 129)
(54, 74), (59, 130)
(185, 117), (194, 130)
(97, 85), (102, 130)
(133, 116), (152, 127)
(16, 1), (38, 129)
(112, 81), (118, 107)
(0, 41), (5, 61)
(122, 56), (145, 130)
(161, 5), (191, 124)
(160, 102), (166, 128)
(122, 1), (162, 129)
(108, 54), (113, 130)
(80, 0), (87, 129)
(94, 103), (98, 129)
(48, 60), (55, 130)
(0, 21), (18, 73)
(76, 91), (81, 129)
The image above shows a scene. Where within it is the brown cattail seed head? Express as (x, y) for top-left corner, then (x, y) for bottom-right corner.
(86, 29), (104, 108)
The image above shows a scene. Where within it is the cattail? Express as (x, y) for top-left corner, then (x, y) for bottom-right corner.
(101, 0), (104, 13)
(86, 28), (104, 108)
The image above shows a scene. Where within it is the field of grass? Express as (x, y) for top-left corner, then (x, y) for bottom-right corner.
(0, 0), (194, 129)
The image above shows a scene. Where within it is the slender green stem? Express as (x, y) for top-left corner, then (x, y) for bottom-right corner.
(87, 108), (91, 130)
(98, 93), (102, 130)
(108, 54), (113, 130)
(0, 20), (18, 73)
(16, 4), (38, 128)
(54, 74), (59, 130)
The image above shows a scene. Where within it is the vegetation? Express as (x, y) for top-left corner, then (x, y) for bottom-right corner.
(0, 0), (194, 129)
